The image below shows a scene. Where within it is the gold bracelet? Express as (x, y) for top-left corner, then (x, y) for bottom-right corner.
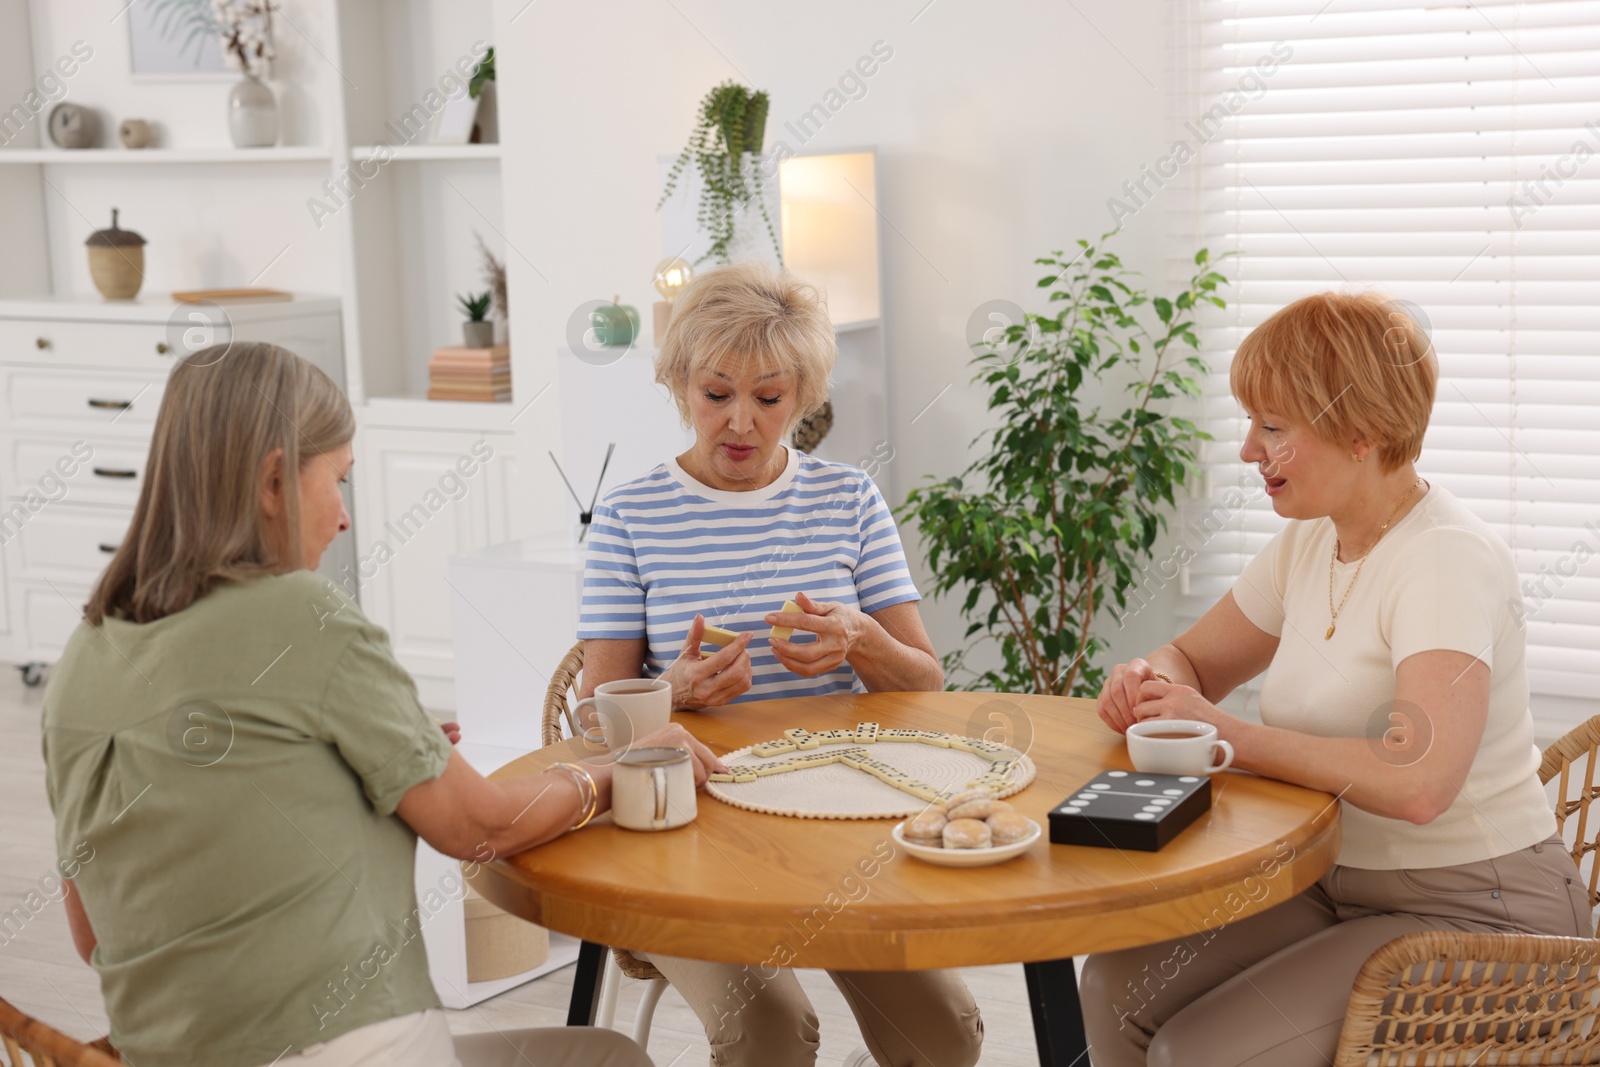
(1152, 671), (1175, 684)
(550, 762), (598, 831)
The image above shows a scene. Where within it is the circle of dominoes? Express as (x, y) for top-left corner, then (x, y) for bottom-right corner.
(704, 723), (1036, 820)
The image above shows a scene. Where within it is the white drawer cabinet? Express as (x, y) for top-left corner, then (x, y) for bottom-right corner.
(2, 366), (168, 432)
(0, 296), (346, 683)
(0, 435), (147, 507)
(6, 504), (131, 582)
(0, 316), (181, 374)
(11, 583), (93, 663)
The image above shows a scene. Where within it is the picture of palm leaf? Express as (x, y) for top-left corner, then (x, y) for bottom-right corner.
(142, 0), (219, 68)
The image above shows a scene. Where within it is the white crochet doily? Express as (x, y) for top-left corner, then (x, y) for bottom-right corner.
(705, 736), (1036, 820)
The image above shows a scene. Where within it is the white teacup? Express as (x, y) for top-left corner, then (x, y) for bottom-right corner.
(612, 746), (698, 831)
(1126, 719), (1234, 775)
(566, 678), (672, 749)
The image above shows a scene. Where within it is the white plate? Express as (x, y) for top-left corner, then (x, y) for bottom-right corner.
(892, 819), (1042, 867)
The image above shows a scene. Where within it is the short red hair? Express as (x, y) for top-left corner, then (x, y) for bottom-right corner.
(1230, 291), (1437, 471)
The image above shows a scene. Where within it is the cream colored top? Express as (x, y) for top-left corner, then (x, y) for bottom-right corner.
(1231, 484), (1554, 870)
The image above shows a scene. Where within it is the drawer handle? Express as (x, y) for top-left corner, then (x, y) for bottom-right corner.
(87, 398), (133, 411)
(156, 342), (170, 355)
(98, 543), (119, 554)
(36, 337), (51, 350)
(92, 466), (138, 479)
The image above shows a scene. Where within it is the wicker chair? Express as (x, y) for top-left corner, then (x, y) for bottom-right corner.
(1333, 716), (1600, 1064)
(1541, 714), (1600, 932)
(0, 997), (120, 1066)
(541, 641), (673, 1048)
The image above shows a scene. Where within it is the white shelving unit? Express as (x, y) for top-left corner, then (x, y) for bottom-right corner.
(1, 0), (521, 703)
(0, 147), (334, 164)
(0, 0), (554, 1013)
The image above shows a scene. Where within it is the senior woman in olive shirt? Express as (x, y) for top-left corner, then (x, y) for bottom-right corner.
(44, 343), (719, 1067)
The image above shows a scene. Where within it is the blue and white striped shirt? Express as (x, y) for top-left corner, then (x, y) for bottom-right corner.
(577, 449), (921, 702)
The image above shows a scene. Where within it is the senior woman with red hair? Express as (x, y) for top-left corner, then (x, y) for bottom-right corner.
(1080, 292), (1591, 1067)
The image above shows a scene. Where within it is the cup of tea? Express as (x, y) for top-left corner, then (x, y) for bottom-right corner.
(566, 678), (672, 749)
(612, 746), (697, 831)
(1126, 719), (1234, 775)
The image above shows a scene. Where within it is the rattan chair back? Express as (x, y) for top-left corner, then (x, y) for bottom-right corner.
(0, 997), (121, 1066)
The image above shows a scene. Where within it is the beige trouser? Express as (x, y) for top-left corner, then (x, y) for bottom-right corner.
(643, 954), (983, 1067)
(1079, 834), (1593, 1067)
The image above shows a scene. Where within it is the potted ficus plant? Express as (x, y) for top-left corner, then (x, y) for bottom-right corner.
(900, 231), (1233, 697)
(457, 291), (493, 348)
(659, 81), (781, 265)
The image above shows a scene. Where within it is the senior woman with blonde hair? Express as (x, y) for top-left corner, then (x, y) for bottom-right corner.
(44, 342), (718, 1067)
(578, 261), (982, 1067)
(1078, 292), (1591, 1066)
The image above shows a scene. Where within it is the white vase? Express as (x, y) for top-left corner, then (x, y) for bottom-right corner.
(229, 75), (279, 148)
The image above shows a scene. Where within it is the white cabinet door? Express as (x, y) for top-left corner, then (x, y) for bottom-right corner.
(353, 426), (514, 708)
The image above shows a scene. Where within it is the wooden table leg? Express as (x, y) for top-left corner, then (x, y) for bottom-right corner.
(1024, 958), (1089, 1066)
(566, 940), (608, 1026)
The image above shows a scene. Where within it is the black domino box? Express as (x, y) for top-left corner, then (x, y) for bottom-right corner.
(1047, 770), (1211, 851)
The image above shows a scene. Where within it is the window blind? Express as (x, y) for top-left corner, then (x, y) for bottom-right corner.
(1171, 0), (1600, 699)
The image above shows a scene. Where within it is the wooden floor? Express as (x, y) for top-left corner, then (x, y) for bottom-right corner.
(0, 668), (1048, 1066)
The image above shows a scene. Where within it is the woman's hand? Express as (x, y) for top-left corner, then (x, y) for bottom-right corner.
(1128, 678), (1240, 737)
(663, 614), (754, 711)
(767, 592), (867, 678)
(631, 722), (729, 788)
(437, 720), (461, 745)
(1097, 658), (1165, 734)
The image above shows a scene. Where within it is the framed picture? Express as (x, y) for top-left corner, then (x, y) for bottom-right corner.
(126, 0), (230, 79)
(431, 93), (481, 145)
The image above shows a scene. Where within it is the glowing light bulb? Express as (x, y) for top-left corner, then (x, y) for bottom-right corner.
(653, 257), (694, 302)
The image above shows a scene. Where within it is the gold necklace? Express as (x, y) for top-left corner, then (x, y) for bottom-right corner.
(1325, 477), (1424, 640)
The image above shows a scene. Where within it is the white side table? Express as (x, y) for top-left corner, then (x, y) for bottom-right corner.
(448, 533), (588, 750)
(413, 741), (581, 1009)
(423, 535), (592, 1006)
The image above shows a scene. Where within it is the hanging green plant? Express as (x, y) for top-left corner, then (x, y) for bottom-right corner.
(659, 81), (782, 266)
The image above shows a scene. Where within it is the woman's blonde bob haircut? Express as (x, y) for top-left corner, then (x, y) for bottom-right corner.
(85, 342), (354, 625)
(654, 261), (835, 431)
(1231, 290), (1437, 472)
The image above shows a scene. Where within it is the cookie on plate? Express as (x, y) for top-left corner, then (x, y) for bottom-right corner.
(948, 797), (1010, 821)
(986, 810), (1033, 845)
(903, 810), (947, 847)
(942, 817), (993, 850)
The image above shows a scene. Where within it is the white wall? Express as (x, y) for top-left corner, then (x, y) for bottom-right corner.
(493, 0), (1186, 682)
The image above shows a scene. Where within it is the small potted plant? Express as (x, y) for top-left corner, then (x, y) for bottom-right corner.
(457, 291), (494, 348)
(468, 46), (496, 143)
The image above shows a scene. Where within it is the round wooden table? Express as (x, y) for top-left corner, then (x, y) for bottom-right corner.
(471, 692), (1341, 1066)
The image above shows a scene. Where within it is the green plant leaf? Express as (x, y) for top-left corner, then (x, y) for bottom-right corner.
(899, 230), (1235, 697)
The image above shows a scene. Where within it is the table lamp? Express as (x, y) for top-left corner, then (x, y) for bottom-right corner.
(652, 257), (694, 345)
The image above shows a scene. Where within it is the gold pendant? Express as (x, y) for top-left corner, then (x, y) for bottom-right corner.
(1325, 624), (1335, 640)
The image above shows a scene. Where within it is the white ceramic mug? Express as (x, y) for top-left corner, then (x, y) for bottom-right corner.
(612, 746), (698, 831)
(566, 678), (672, 749)
(1126, 719), (1234, 775)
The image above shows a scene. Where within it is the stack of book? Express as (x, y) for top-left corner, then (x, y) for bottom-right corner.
(427, 344), (510, 402)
